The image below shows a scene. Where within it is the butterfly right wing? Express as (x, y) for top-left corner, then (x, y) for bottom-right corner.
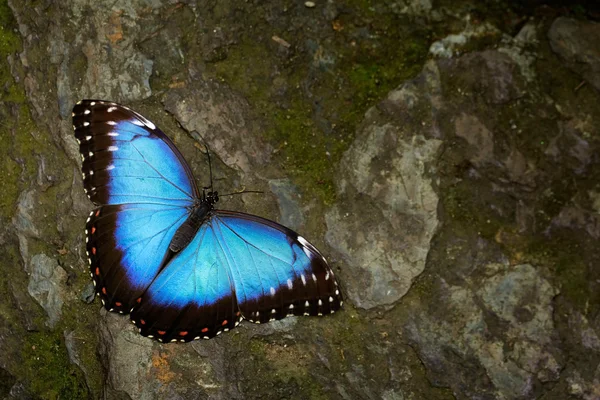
(73, 100), (198, 312)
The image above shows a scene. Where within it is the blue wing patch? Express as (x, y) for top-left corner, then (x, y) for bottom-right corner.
(213, 211), (342, 322)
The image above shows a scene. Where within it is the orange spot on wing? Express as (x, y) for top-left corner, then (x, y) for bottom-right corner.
(115, 302), (122, 307)
(95, 210), (100, 217)
(157, 330), (166, 335)
(201, 327), (209, 333)
(140, 319), (146, 325)
(179, 331), (188, 336)
(95, 267), (100, 275)
(101, 287), (107, 295)
(91, 247), (96, 255)
(91, 226), (96, 234)
(136, 297), (142, 303)
(221, 320), (228, 326)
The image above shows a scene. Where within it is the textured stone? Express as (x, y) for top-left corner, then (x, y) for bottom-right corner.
(27, 254), (67, 328)
(549, 17), (600, 92)
(326, 70), (442, 308)
(164, 81), (272, 174)
(407, 263), (562, 399)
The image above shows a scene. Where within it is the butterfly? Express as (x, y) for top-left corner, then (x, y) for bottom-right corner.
(72, 100), (343, 342)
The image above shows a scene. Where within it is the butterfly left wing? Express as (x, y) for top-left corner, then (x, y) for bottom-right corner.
(73, 100), (198, 312)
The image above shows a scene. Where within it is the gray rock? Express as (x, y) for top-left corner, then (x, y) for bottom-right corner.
(164, 81), (272, 174)
(98, 311), (155, 400)
(326, 72), (442, 308)
(98, 310), (227, 400)
(268, 178), (305, 231)
(549, 17), (600, 92)
(407, 263), (562, 399)
(67, 0), (156, 102)
(27, 254), (67, 327)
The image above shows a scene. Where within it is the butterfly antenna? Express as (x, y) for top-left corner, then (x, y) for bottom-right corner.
(197, 139), (214, 193)
(206, 143), (214, 192)
(219, 187), (264, 197)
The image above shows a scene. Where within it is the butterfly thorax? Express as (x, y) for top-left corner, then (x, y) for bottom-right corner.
(169, 192), (219, 253)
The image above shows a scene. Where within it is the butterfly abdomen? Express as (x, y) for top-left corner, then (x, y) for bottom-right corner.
(169, 201), (212, 253)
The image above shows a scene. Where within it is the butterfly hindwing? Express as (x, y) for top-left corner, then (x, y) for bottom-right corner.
(86, 203), (189, 312)
(212, 211), (343, 322)
(131, 211), (342, 342)
(131, 224), (240, 342)
(74, 100), (197, 312)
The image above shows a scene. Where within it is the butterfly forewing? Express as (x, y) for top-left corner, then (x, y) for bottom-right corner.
(73, 100), (198, 205)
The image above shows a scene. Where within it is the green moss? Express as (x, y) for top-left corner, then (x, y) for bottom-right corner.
(21, 332), (89, 399)
(441, 180), (510, 240)
(524, 232), (595, 312)
(0, 1), (19, 54)
(0, 0), (24, 103)
(210, 5), (430, 204)
(239, 338), (329, 399)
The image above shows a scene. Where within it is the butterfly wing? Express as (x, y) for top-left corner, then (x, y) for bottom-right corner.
(212, 211), (343, 322)
(131, 210), (342, 342)
(73, 100), (197, 312)
(131, 223), (240, 342)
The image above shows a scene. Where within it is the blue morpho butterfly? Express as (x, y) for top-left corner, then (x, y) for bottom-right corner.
(72, 100), (343, 342)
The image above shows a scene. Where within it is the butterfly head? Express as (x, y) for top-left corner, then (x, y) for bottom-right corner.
(201, 189), (219, 207)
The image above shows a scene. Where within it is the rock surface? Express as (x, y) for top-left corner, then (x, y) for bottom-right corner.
(1, 1), (599, 399)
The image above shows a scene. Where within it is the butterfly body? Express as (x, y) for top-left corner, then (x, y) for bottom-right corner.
(169, 192), (218, 253)
(73, 100), (342, 342)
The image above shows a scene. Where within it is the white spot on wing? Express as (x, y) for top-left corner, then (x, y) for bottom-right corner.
(107, 121), (116, 126)
(131, 112), (157, 130)
(83, 122), (90, 127)
(106, 165), (115, 171)
(107, 146), (118, 151)
(107, 106), (117, 112)
(270, 287), (276, 296)
(287, 278), (293, 290)
(301, 274), (306, 286)
(84, 109), (90, 115)
(108, 132), (119, 137)
(298, 236), (310, 247)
